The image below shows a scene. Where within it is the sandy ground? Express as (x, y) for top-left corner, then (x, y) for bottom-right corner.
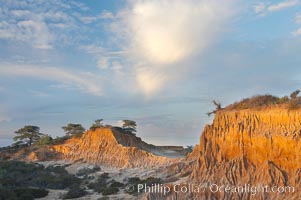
(151, 150), (186, 158)
(36, 160), (181, 200)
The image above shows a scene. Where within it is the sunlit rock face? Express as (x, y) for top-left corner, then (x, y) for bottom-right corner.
(3, 127), (186, 168)
(48, 128), (179, 168)
(189, 108), (301, 199)
(146, 108), (301, 200)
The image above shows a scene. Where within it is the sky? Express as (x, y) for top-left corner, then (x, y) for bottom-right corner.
(0, 0), (301, 147)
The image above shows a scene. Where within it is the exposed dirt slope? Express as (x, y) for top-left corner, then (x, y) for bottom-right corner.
(3, 127), (184, 168)
(147, 108), (301, 200)
(190, 108), (301, 199)
(49, 128), (178, 168)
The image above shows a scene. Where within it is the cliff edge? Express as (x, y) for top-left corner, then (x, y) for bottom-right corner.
(189, 107), (301, 199)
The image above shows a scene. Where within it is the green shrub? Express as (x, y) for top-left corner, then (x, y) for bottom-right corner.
(225, 95), (280, 110)
(29, 166), (80, 189)
(0, 161), (81, 190)
(143, 177), (162, 185)
(223, 91), (301, 111)
(87, 173), (110, 193)
(76, 166), (101, 177)
(14, 188), (49, 198)
(110, 180), (124, 188)
(51, 136), (70, 145)
(279, 96), (289, 104)
(0, 188), (17, 200)
(34, 135), (53, 146)
(102, 187), (119, 196)
(0, 188), (49, 200)
(63, 185), (87, 199)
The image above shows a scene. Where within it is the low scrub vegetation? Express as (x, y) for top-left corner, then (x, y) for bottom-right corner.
(0, 161), (83, 199)
(76, 166), (101, 177)
(218, 90), (301, 111)
(87, 173), (110, 193)
(225, 95), (281, 110)
(0, 188), (49, 200)
(87, 173), (124, 196)
(63, 185), (87, 199)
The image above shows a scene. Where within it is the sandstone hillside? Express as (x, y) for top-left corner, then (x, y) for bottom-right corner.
(147, 107), (301, 200)
(189, 108), (301, 199)
(2, 127), (186, 168)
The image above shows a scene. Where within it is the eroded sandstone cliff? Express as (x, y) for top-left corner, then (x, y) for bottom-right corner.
(146, 107), (301, 200)
(190, 108), (301, 199)
(4, 127), (184, 168)
(49, 128), (179, 168)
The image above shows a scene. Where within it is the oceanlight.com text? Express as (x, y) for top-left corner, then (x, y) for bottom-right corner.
(125, 183), (295, 196)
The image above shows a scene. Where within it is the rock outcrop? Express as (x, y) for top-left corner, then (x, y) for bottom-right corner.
(49, 127), (180, 168)
(188, 108), (301, 199)
(147, 107), (301, 200)
(3, 127), (185, 168)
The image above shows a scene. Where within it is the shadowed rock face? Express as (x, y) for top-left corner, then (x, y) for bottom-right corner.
(188, 108), (301, 199)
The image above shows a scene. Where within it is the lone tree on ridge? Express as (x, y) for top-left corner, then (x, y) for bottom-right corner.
(121, 120), (137, 135)
(14, 125), (43, 146)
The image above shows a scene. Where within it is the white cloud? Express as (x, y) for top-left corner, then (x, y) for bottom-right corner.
(97, 57), (109, 69)
(80, 44), (125, 73)
(267, 0), (299, 12)
(0, 1), (65, 49)
(18, 20), (53, 49)
(79, 10), (115, 24)
(253, 0), (299, 15)
(111, 0), (239, 96)
(0, 0), (97, 49)
(124, 0), (236, 65)
(0, 19), (53, 49)
(292, 28), (301, 35)
(253, 3), (266, 14)
(296, 13), (301, 23)
(100, 10), (115, 19)
(111, 61), (123, 75)
(0, 63), (103, 96)
(136, 69), (169, 98)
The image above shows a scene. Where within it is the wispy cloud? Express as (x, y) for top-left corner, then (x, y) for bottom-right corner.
(0, 17), (54, 49)
(268, 0), (299, 12)
(0, 0), (66, 49)
(292, 27), (301, 35)
(79, 44), (125, 73)
(296, 13), (301, 23)
(0, 0), (103, 49)
(253, 2), (266, 14)
(0, 63), (103, 96)
(78, 10), (115, 24)
(293, 12), (301, 36)
(254, 0), (299, 15)
(110, 0), (239, 97)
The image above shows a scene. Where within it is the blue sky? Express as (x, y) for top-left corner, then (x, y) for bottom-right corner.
(0, 0), (301, 147)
